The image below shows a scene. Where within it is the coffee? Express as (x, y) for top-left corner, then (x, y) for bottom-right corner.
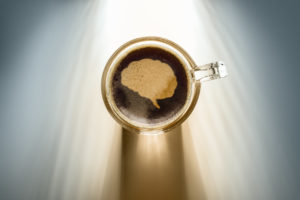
(111, 47), (188, 124)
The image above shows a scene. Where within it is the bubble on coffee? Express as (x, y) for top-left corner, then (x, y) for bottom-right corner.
(112, 47), (188, 124)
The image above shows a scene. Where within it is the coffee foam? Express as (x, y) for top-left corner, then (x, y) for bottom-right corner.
(121, 58), (177, 109)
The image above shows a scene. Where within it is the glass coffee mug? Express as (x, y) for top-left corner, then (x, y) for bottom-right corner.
(102, 37), (228, 134)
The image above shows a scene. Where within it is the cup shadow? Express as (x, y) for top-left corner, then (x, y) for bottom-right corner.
(120, 125), (207, 200)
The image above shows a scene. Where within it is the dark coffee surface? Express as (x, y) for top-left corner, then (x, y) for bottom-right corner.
(112, 47), (188, 124)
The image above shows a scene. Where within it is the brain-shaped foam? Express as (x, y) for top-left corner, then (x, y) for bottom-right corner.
(121, 58), (178, 108)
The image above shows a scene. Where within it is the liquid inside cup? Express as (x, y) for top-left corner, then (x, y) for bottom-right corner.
(110, 47), (190, 125)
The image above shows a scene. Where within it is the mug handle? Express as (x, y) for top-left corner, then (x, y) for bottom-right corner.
(192, 61), (228, 82)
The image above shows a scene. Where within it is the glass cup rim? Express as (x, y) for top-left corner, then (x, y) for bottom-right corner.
(101, 36), (201, 133)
